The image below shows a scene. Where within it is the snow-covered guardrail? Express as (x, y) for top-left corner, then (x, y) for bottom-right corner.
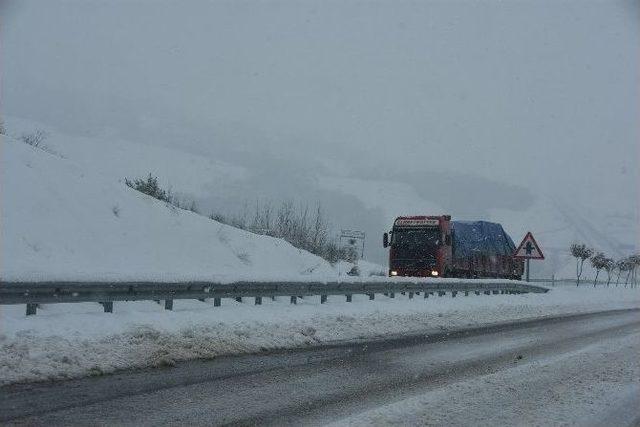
(0, 280), (549, 315)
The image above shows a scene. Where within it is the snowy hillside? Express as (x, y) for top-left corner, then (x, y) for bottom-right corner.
(2, 116), (636, 280)
(0, 134), (337, 281)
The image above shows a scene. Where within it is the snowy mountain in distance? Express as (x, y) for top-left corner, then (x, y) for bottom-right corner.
(3, 116), (636, 280)
(0, 130), (338, 281)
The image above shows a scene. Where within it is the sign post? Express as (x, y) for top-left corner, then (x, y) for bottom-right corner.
(513, 232), (545, 282)
(338, 230), (366, 277)
(339, 230), (366, 260)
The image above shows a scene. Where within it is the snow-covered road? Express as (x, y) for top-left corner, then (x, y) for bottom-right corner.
(1, 285), (638, 386)
(2, 309), (638, 426)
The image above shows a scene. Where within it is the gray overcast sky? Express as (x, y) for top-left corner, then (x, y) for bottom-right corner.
(2, 0), (639, 213)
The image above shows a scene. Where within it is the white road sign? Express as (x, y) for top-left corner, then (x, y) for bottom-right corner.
(514, 232), (545, 259)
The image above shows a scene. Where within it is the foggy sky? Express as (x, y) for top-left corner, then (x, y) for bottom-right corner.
(2, 0), (639, 263)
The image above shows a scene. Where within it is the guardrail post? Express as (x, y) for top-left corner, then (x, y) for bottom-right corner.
(290, 296), (297, 304)
(321, 295), (327, 304)
(408, 292), (414, 299)
(255, 296), (262, 305)
(214, 297), (221, 307)
(235, 297), (242, 303)
(100, 301), (113, 313)
(26, 304), (37, 316)
(164, 299), (173, 310)
(346, 294), (352, 302)
(368, 293), (375, 300)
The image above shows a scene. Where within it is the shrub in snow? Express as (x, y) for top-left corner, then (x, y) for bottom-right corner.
(347, 265), (360, 276)
(212, 200), (356, 265)
(187, 201), (199, 214)
(125, 174), (169, 202)
(570, 243), (593, 287)
(0, 119), (5, 135)
(20, 129), (47, 148)
(124, 175), (203, 215)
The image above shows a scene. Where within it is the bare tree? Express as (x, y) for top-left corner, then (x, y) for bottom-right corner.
(590, 252), (607, 287)
(125, 174), (168, 201)
(627, 255), (640, 288)
(603, 257), (615, 287)
(570, 243), (593, 287)
(212, 199), (352, 265)
(311, 204), (328, 255)
(614, 259), (624, 286)
(250, 200), (273, 234)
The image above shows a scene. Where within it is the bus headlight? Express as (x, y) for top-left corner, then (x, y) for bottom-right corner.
(390, 270), (398, 276)
(431, 271), (439, 276)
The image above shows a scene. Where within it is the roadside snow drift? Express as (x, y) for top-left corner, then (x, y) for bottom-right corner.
(0, 285), (638, 385)
(0, 135), (336, 281)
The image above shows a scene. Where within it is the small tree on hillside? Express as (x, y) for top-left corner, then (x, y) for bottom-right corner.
(570, 243), (593, 287)
(590, 252), (607, 287)
(20, 129), (47, 148)
(124, 174), (168, 202)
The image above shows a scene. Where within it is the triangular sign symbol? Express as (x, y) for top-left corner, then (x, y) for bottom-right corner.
(514, 232), (545, 259)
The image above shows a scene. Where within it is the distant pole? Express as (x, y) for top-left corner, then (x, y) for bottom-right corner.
(526, 259), (530, 282)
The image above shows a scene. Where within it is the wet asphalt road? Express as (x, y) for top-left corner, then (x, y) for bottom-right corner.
(1, 309), (639, 426)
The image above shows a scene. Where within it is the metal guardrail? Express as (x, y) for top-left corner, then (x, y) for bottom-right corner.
(0, 280), (549, 315)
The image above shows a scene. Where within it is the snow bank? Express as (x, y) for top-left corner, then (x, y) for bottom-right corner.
(0, 135), (336, 281)
(0, 285), (637, 385)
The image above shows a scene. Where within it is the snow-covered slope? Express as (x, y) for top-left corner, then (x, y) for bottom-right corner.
(3, 116), (636, 280)
(0, 134), (336, 281)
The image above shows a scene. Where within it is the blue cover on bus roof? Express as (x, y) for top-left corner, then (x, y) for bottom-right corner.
(451, 221), (516, 258)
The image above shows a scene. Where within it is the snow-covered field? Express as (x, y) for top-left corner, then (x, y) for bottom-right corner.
(1, 285), (637, 386)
